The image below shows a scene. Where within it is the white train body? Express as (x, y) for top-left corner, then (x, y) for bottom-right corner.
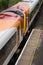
(22, 0), (40, 13)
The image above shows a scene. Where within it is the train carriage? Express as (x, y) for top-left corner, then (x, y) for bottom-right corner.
(0, 11), (23, 65)
(3, 0), (41, 34)
(3, 2), (29, 34)
(0, 11), (23, 49)
(0, 0), (42, 65)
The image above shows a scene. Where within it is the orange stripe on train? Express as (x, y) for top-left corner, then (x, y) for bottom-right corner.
(0, 12), (23, 31)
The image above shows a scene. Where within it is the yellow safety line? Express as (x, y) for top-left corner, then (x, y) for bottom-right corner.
(29, 42), (39, 65)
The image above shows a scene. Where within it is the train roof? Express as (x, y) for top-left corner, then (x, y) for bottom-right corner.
(0, 12), (22, 31)
(10, 2), (30, 16)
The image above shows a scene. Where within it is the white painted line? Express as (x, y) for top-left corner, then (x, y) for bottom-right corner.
(15, 29), (35, 65)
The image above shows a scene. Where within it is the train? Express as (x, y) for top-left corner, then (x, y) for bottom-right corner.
(0, 0), (42, 65)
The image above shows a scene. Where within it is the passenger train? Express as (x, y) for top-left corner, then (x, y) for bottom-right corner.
(0, 0), (42, 65)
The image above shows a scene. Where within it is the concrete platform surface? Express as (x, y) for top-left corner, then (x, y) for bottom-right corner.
(17, 29), (42, 65)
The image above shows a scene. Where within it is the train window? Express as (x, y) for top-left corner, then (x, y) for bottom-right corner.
(3, 9), (24, 19)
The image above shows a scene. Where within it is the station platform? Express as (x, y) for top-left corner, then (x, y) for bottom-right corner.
(15, 29), (42, 65)
(32, 30), (43, 65)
